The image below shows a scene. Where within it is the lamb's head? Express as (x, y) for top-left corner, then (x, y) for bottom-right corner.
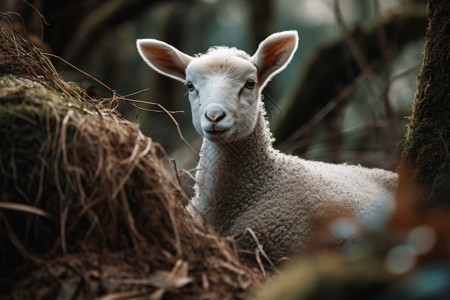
(137, 31), (298, 142)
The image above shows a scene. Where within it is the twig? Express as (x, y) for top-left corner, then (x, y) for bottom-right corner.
(0, 202), (54, 219)
(60, 206), (69, 254)
(288, 119), (393, 156)
(179, 168), (197, 182)
(152, 102), (198, 157)
(373, 0), (389, 59)
(122, 88), (151, 98)
(44, 53), (199, 157)
(117, 96), (184, 114)
(45, 53), (115, 92)
(283, 80), (356, 145)
(1, 214), (44, 264)
(20, 0), (49, 41)
(237, 227), (276, 277)
(333, 0), (382, 100)
(20, 0), (49, 25)
(170, 158), (183, 188)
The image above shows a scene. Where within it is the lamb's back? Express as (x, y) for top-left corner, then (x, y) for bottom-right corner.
(300, 159), (397, 219)
(229, 155), (397, 259)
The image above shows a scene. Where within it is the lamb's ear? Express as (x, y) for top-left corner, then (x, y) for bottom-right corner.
(137, 39), (193, 82)
(252, 31), (298, 87)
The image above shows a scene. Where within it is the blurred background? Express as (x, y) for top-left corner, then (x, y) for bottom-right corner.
(1, 0), (427, 183)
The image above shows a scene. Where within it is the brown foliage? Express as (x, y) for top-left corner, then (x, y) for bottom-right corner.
(389, 160), (450, 265)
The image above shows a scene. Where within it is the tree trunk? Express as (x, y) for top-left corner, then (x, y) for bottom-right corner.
(403, 0), (450, 204)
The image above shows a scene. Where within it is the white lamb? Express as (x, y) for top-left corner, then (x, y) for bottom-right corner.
(137, 31), (397, 261)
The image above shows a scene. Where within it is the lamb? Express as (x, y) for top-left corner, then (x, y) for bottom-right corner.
(136, 31), (398, 261)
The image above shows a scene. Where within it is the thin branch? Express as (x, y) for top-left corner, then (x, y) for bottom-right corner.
(20, 0), (49, 41)
(44, 53), (198, 157)
(0, 202), (55, 219)
(333, 0), (383, 101)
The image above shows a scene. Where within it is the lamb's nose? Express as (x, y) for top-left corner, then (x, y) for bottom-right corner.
(206, 112), (225, 123)
(205, 105), (226, 123)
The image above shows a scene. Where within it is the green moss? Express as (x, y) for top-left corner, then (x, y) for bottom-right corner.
(250, 255), (391, 300)
(0, 74), (85, 194)
(0, 74), (85, 274)
(403, 0), (450, 205)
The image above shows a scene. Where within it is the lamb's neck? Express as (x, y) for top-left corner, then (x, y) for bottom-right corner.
(199, 109), (274, 176)
(195, 107), (286, 231)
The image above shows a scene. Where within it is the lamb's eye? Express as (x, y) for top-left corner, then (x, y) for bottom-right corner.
(245, 79), (256, 89)
(187, 82), (195, 92)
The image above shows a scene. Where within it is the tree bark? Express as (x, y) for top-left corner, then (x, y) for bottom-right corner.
(403, 0), (450, 204)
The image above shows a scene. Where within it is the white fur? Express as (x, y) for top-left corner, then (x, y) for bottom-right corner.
(137, 31), (397, 260)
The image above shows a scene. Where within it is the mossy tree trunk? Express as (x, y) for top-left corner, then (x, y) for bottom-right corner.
(403, 0), (450, 204)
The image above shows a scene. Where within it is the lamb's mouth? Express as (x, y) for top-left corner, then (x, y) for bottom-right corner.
(204, 128), (230, 139)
